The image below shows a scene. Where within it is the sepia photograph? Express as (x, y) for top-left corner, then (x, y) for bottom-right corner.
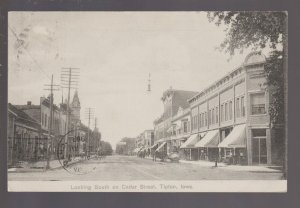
(6, 11), (287, 192)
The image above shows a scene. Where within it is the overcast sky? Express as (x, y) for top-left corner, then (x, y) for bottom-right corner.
(8, 12), (271, 148)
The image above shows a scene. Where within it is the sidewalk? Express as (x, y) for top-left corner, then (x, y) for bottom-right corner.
(8, 156), (88, 173)
(179, 159), (282, 173)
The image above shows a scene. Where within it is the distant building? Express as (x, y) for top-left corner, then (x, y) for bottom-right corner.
(7, 103), (42, 166)
(135, 130), (154, 148)
(116, 137), (136, 155)
(14, 97), (67, 159)
(153, 89), (198, 155)
(170, 107), (192, 159)
(7, 91), (99, 165)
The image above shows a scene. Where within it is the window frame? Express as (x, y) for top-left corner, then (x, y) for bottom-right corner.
(250, 92), (266, 115)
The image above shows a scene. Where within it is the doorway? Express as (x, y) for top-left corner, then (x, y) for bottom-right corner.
(252, 129), (267, 164)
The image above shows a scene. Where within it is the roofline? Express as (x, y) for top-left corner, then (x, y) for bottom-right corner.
(188, 54), (266, 104)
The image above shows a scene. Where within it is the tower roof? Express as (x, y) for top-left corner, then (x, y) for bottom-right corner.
(71, 90), (80, 107)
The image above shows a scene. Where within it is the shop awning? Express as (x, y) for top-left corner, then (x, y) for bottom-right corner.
(155, 142), (167, 152)
(150, 143), (159, 149)
(156, 138), (165, 143)
(218, 124), (246, 148)
(195, 130), (219, 148)
(169, 135), (189, 141)
(167, 126), (173, 133)
(133, 147), (142, 153)
(138, 147), (145, 152)
(180, 134), (199, 149)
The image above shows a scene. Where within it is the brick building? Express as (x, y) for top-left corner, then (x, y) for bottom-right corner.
(183, 52), (280, 165)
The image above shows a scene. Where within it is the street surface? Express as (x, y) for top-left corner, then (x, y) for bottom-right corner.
(8, 155), (283, 181)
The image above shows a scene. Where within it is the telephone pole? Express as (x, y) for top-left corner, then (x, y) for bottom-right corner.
(94, 117), (101, 155)
(147, 73), (151, 92)
(44, 74), (59, 169)
(61, 67), (79, 160)
(85, 108), (94, 157)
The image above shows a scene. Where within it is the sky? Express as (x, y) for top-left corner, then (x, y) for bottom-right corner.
(8, 12), (271, 149)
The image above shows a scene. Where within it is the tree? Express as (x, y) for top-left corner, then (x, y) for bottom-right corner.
(100, 141), (113, 156)
(207, 12), (287, 177)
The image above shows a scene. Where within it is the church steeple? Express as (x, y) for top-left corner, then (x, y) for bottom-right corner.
(70, 90), (81, 122)
(71, 90), (80, 107)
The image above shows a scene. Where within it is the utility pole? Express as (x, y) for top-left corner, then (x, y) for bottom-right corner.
(147, 73), (151, 93)
(94, 117), (97, 130)
(44, 74), (59, 169)
(61, 67), (79, 160)
(94, 117), (100, 155)
(85, 108), (94, 157)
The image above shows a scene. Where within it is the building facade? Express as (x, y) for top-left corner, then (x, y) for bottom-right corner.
(183, 52), (275, 165)
(153, 89), (198, 156)
(7, 103), (42, 166)
(171, 107), (192, 160)
(7, 91), (99, 166)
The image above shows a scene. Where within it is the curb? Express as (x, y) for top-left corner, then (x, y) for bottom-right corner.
(8, 156), (97, 173)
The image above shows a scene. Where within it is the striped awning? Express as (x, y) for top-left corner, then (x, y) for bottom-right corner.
(155, 142), (167, 152)
(195, 130), (219, 148)
(218, 124), (246, 148)
(180, 134), (199, 148)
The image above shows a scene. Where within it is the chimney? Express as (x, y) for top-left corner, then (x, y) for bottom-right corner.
(27, 101), (31, 105)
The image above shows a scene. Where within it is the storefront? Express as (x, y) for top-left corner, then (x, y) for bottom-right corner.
(251, 128), (268, 165)
(218, 124), (247, 165)
(155, 142), (167, 160)
(195, 129), (219, 161)
(180, 134), (200, 160)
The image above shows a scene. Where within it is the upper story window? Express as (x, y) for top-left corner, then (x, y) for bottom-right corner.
(251, 93), (266, 115)
(241, 96), (245, 117)
(216, 106), (219, 123)
(197, 113), (200, 129)
(221, 104), (224, 122)
(209, 109), (212, 125)
(45, 114), (47, 127)
(236, 98), (240, 118)
(183, 121), (188, 133)
(225, 102), (228, 121)
(41, 113), (44, 126)
(212, 108), (215, 124)
(229, 101), (233, 120)
(199, 113), (202, 128)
